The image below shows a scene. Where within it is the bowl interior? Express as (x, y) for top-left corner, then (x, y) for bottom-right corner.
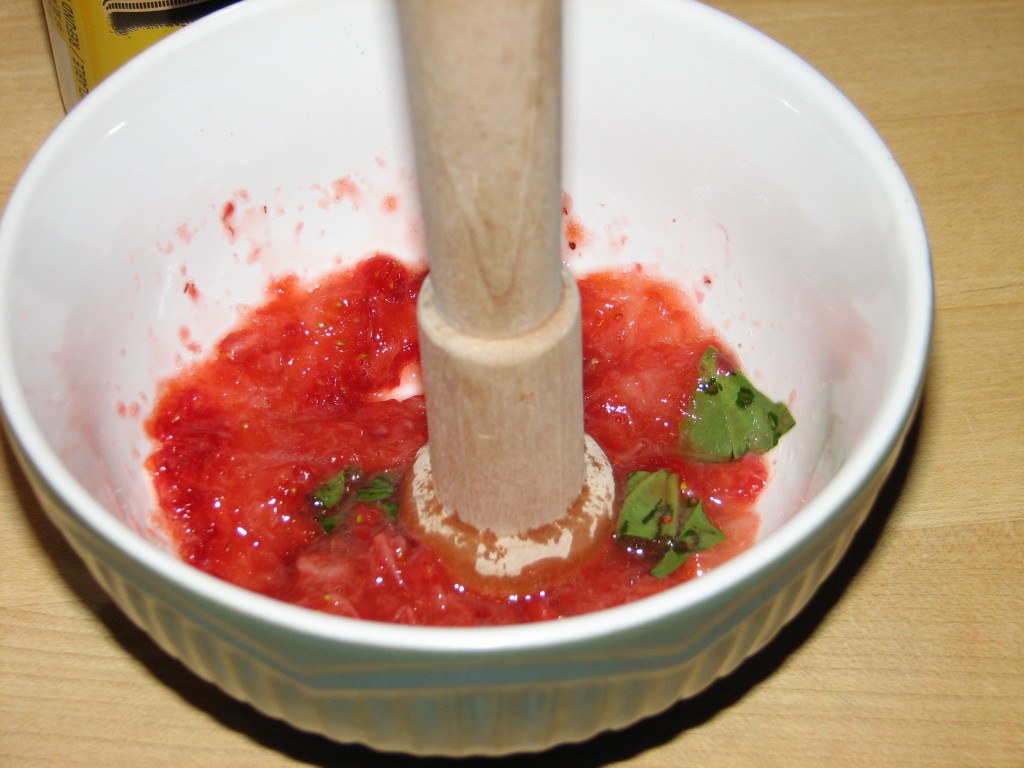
(0, 0), (928, 625)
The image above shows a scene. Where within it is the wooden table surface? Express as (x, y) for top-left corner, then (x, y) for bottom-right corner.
(2, 0), (1021, 765)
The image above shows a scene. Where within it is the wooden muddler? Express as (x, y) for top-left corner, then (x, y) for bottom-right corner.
(397, 0), (613, 593)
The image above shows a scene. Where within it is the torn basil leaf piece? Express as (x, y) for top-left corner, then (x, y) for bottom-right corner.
(616, 470), (725, 577)
(309, 466), (401, 530)
(377, 501), (399, 522)
(679, 345), (795, 463)
(356, 474), (400, 521)
(650, 495), (724, 578)
(617, 469), (679, 540)
(355, 474), (397, 503)
(309, 465), (361, 511)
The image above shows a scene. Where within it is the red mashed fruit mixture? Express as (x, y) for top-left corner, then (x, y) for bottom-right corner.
(146, 255), (766, 625)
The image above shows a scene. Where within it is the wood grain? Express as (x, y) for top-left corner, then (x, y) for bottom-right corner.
(399, 0), (601, 559)
(1, 0), (1021, 765)
(397, 0), (564, 336)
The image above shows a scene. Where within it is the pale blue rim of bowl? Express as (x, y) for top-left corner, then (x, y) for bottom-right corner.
(0, 0), (932, 655)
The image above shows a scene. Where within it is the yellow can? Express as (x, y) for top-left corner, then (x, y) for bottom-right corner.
(42, 0), (241, 110)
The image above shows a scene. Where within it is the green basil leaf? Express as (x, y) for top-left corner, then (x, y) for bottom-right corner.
(617, 470), (677, 540)
(310, 466), (401, 531)
(356, 473), (400, 521)
(651, 497), (725, 578)
(308, 465), (361, 510)
(355, 474), (398, 503)
(610, 475), (724, 577)
(617, 469), (726, 578)
(649, 548), (690, 579)
(677, 497), (726, 552)
(378, 500), (399, 522)
(679, 345), (795, 462)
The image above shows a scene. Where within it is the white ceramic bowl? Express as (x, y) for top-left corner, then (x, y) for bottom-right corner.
(0, 0), (931, 756)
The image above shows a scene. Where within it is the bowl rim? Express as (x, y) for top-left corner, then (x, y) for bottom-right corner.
(0, 0), (932, 654)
